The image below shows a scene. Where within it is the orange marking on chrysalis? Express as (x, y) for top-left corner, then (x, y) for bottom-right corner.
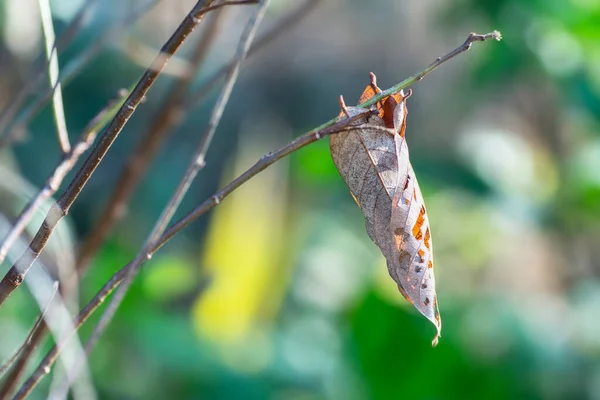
(412, 206), (426, 240)
(424, 228), (431, 249)
(418, 249), (425, 258)
(428, 260), (433, 269)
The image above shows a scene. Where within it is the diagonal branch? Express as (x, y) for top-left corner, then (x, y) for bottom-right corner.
(0, 90), (129, 267)
(0, 0), (220, 306)
(15, 30), (502, 400)
(0, 282), (58, 379)
(75, 6), (228, 274)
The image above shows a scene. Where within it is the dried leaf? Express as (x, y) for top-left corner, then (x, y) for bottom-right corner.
(330, 74), (441, 345)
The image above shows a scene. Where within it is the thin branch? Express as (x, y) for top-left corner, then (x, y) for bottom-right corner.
(84, 0), (270, 358)
(0, 93), (126, 395)
(0, 0), (161, 149)
(75, 0), (320, 274)
(15, 31), (502, 399)
(0, 91), (130, 267)
(75, 7), (226, 274)
(0, 0), (100, 143)
(0, 282), (57, 379)
(0, 0), (220, 306)
(38, 0), (71, 153)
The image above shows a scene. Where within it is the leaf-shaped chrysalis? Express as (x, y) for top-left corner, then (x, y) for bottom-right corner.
(330, 73), (441, 346)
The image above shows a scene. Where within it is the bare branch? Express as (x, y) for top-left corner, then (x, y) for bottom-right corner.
(0, 282), (57, 379)
(0, 0), (220, 306)
(0, 91), (129, 267)
(75, 8), (227, 274)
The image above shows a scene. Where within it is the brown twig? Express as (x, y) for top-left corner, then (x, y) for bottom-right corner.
(0, 0), (219, 306)
(0, 95), (127, 399)
(75, 7), (227, 274)
(75, 0), (320, 274)
(15, 30), (502, 399)
(0, 281), (57, 376)
(0, 281), (58, 398)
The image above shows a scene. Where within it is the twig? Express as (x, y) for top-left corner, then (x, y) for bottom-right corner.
(0, 91), (125, 395)
(0, 0), (100, 144)
(75, 0), (320, 274)
(363, 31), (502, 108)
(84, 0), (270, 358)
(75, 7), (226, 274)
(15, 30), (502, 399)
(0, 91), (129, 267)
(0, 0), (220, 306)
(0, 282), (58, 379)
(38, 0), (71, 154)
(0, 0), (161, 148)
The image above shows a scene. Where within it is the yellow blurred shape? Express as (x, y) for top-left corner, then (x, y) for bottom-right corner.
(192, 121), (290, 370)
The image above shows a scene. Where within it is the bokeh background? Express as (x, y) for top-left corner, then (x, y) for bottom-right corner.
(1, 0), (600, 399)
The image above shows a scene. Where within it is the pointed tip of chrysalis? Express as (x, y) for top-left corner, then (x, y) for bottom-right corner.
(431, 312), (442, 348)
(432, 333), (440, 348)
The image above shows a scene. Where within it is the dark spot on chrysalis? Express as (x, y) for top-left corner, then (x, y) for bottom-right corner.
(399, 251), (411, 265)
(403, 176), (411, 191)
(421, 283), (427, 289)
(424, 297), (430, 306)
(415, 266), (422, 273)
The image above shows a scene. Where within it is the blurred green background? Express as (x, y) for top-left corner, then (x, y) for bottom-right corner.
(1, 0), (600, 399)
